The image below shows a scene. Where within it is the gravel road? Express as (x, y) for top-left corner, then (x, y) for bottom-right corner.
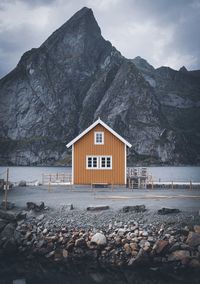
(1, 185), (200, 212)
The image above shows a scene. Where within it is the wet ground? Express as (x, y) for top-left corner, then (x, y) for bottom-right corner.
(1, 186), (200, 211)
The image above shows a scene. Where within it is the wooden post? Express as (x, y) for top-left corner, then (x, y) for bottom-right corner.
(4, 168), (9, 210)
(48, 182), (51, 192)
(171, 181), (174, 190)
(151, 179), (154, 190)
(138, 177), (141, 189)
(70, 178), (73, 191)
(112, 182), (114, 192)
(190, 180), (192, 190)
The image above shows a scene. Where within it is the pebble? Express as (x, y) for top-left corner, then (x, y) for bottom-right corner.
(42, 228), (48, 234)
(36, 214), (45, 221)
(194, 225), (200, 234)
(117, 228), (126, 236)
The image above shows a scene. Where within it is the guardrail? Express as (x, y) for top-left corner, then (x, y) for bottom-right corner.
(42, 173), (72, 185)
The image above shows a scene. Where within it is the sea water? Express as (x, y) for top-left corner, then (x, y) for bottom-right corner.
(0, 166), (199, 183)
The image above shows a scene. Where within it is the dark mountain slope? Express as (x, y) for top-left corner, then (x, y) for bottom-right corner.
(0, 7), (200, 165)
(132, 57), (200, 164)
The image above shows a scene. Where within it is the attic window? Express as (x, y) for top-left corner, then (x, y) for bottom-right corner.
(94, 132), (104, 145)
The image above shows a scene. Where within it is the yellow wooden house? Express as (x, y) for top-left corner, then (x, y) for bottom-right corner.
(66, 118), (132, 185)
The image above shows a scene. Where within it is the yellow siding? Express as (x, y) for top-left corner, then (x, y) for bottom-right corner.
(74, 124), (125, 184)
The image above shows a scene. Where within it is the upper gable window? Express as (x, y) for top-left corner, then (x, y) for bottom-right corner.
(94, 131), (104, 145)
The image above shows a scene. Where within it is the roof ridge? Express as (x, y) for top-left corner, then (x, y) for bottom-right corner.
(66, 119), (132, 148)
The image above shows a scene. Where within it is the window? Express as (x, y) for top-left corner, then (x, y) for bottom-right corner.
(94, 132), (104, 144)
(100, 156), (111, 168)
(101, 157), (106, 168)
(86, 156), (112, 169)
(87, 156), (98, 168)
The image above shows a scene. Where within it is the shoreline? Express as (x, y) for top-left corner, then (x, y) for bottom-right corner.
(0, 205), (200, 277)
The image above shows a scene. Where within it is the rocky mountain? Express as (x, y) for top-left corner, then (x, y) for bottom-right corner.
(0, 7), (200, 166)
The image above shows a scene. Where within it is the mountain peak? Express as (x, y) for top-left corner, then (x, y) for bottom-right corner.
(66, 6), (101, 34)
(179, 66), (188, 72)
(132, 56), (154, 73)
(41, 7), (101, 50)
(70, 7), (92, 19)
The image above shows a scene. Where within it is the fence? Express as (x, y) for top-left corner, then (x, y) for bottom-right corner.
(42, 173), (72, 185)
(127, 167), (200, 189)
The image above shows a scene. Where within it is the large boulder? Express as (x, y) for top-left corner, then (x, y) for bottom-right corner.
(168, 250), (190, 261)
(157, 208), (180, 215)
(91, 233), (107, 246)
(122, 205), (146, 213)
(153, 240), (169, 254)
(186, 232), (200, 247)
(87, 205), (109, 211)
(27, 201), (45, 211)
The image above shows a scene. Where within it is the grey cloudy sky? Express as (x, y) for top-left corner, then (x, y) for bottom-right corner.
(0, 0), (200, 78)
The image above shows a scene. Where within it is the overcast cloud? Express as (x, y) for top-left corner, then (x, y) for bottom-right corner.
(0, 0), (200, 78)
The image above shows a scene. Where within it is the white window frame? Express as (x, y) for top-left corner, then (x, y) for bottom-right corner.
(94, 131), (104, 145)
(86, 156), (98, 169)
(86, 155), (112, 169)
(99, 156), (112, 169)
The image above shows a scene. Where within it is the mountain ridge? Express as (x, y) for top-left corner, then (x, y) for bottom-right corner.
(0, 7), (200, 166)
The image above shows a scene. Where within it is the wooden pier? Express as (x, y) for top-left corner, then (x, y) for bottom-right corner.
(127, 168), (200, 190)
(41, 169), (200, 190)
(127, 168), (148, 189)
(42, 173), (72, 185)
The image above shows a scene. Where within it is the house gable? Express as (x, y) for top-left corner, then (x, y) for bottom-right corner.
(66, 118), (132, 148)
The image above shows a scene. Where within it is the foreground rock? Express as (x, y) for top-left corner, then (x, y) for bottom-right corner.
(87, 205), (110, 211)
(186, 232), (200, 247)
(91, 233), (107, 246)
(26, 202), (45, 212)
(0, 206), (199, 271)
(158, 208), (181, 215)
(122, 205), (146, 213)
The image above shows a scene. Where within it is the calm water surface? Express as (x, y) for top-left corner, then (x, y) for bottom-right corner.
(0, 166), (199, 183)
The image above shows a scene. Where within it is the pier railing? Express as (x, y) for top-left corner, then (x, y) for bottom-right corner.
(42, 173), (72, 185)
(127, 168), (200, 189)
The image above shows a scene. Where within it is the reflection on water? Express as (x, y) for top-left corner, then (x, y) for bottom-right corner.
(0, 166), (200, 183)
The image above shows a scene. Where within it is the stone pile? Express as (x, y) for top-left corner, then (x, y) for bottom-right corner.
(0, 207), (200, 270)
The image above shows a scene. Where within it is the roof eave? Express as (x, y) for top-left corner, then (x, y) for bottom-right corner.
(66, 118), (132, 148)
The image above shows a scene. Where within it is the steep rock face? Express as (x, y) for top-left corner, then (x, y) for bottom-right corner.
(134, 58), (200, 164)
(0, 7), (200, 165)
(0, 8), (122, 165)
